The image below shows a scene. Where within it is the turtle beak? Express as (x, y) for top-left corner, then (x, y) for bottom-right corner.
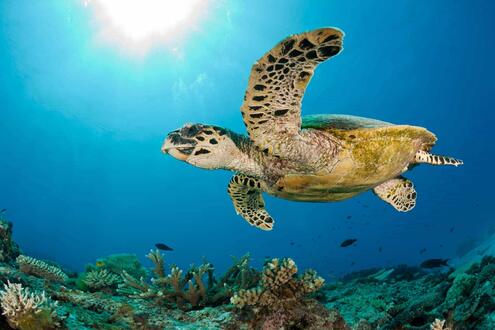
(162, 130), (197, 161)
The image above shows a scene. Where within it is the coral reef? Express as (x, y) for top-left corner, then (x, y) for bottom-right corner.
(322, 257), (495, 329)
(16, 255), (68, 283)
(83, 269), (121, 292)
(118, 249), (258, 310)
(0, 213), (493, 329)
(0, 218), (20, 263)
(0, 281), (59, 330)
(230, 257), (338, 329)
(430, 318), (449, 330)
(94, 253), (147, 279)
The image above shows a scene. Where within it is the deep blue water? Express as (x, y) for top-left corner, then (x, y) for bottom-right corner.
(0, 1), (494, 278)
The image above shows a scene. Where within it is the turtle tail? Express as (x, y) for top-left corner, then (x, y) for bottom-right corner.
(414, 150), (463, 167)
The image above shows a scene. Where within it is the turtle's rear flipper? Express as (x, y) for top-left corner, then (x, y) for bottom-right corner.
(227, 174), (274, 231)
(373, 177), (416, 212)
(414, 150), (463, 166)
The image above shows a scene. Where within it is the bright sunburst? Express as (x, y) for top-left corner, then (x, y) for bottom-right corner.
(86, 0), (206, 54)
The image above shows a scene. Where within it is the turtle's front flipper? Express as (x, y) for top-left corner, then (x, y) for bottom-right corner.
(227, 174), (274, 231)
(373, 177), (417, 212)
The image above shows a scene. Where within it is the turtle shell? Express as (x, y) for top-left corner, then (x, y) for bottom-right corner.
(301, 114), (392, 130)
(267, 114), (437, 202)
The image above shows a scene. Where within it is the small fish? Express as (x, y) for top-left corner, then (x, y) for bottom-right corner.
(378, 246), (383, 253)
(340, 239), (357, 247)
(289, 241), (295, 246)
(449, 226), (455, 233)
(95, 260), (105, 267)
(0, 209), (6, 213)
(155, 243), (173, 251)
(346, 215), (352, 220)
(419, 248), (427, 255)
(420, 258), (449, 269)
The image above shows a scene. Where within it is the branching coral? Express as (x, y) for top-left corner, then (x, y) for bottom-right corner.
(118, 250), (257, 310)
(83, 269), (121, 291)
(230, 258), (329, 329)
(16, 255), (68, 283)
(118, 249), (215, 309)
(230, 257), (325, 308)
(0, 281), (58, 330)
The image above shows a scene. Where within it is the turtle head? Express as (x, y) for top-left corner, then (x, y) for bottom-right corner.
(162, 123), (240, 169)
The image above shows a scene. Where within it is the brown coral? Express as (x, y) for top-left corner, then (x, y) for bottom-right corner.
(16, 255), (68, 283)
(118, 250), (258, 310)
(231, 257), (324, 308)
(230, 257), (334, 329)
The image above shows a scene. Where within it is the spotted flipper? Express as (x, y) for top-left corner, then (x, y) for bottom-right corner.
(373, 177), (417, 212)
(240, 27), (343, 155)
(414, 150), (463, 166)
(227, 174), (274, 231)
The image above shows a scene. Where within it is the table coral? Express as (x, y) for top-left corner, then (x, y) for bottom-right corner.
(16, 255), (68, 283)
(83, 269), (121, 292)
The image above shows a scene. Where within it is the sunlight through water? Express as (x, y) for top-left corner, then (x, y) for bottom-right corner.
(86, 0), (206, 54)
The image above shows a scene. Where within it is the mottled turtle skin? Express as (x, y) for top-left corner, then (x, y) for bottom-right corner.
(162, 27), (461, 231)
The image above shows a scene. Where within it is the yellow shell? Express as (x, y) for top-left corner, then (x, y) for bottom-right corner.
(268, 121), (436, 202)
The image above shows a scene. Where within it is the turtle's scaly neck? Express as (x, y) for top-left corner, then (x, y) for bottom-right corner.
(223, 131), (266, 179)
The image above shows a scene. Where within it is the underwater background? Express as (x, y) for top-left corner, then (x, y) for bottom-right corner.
(1, 0), (494, 286)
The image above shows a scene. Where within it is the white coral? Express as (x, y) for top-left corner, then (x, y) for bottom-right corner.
(430, 319), (450, 330)
(0, 281), (57, 327)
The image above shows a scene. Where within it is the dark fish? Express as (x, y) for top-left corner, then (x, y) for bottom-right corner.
(419, 248), (427, 255)
(340, 239), (357, 247)
(449, 226), (455, 233)
(346, 215), (352, 220)
(155, 243), (173, 251)
(378, 246), (383, 253)
(0, 209), (6, 213)
(420, 258), (449, 269)
(289, 241), (295, 246)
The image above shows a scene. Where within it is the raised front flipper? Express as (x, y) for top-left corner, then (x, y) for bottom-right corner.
(240, 27), (343, 156)
(373, 177), (417, 212)
(227, 174), (274, 231)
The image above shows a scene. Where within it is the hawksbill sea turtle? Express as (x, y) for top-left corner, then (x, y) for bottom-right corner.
(161, 27), (462, 231)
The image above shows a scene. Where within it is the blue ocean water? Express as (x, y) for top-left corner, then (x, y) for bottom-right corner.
(0, 0), (493, 281)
